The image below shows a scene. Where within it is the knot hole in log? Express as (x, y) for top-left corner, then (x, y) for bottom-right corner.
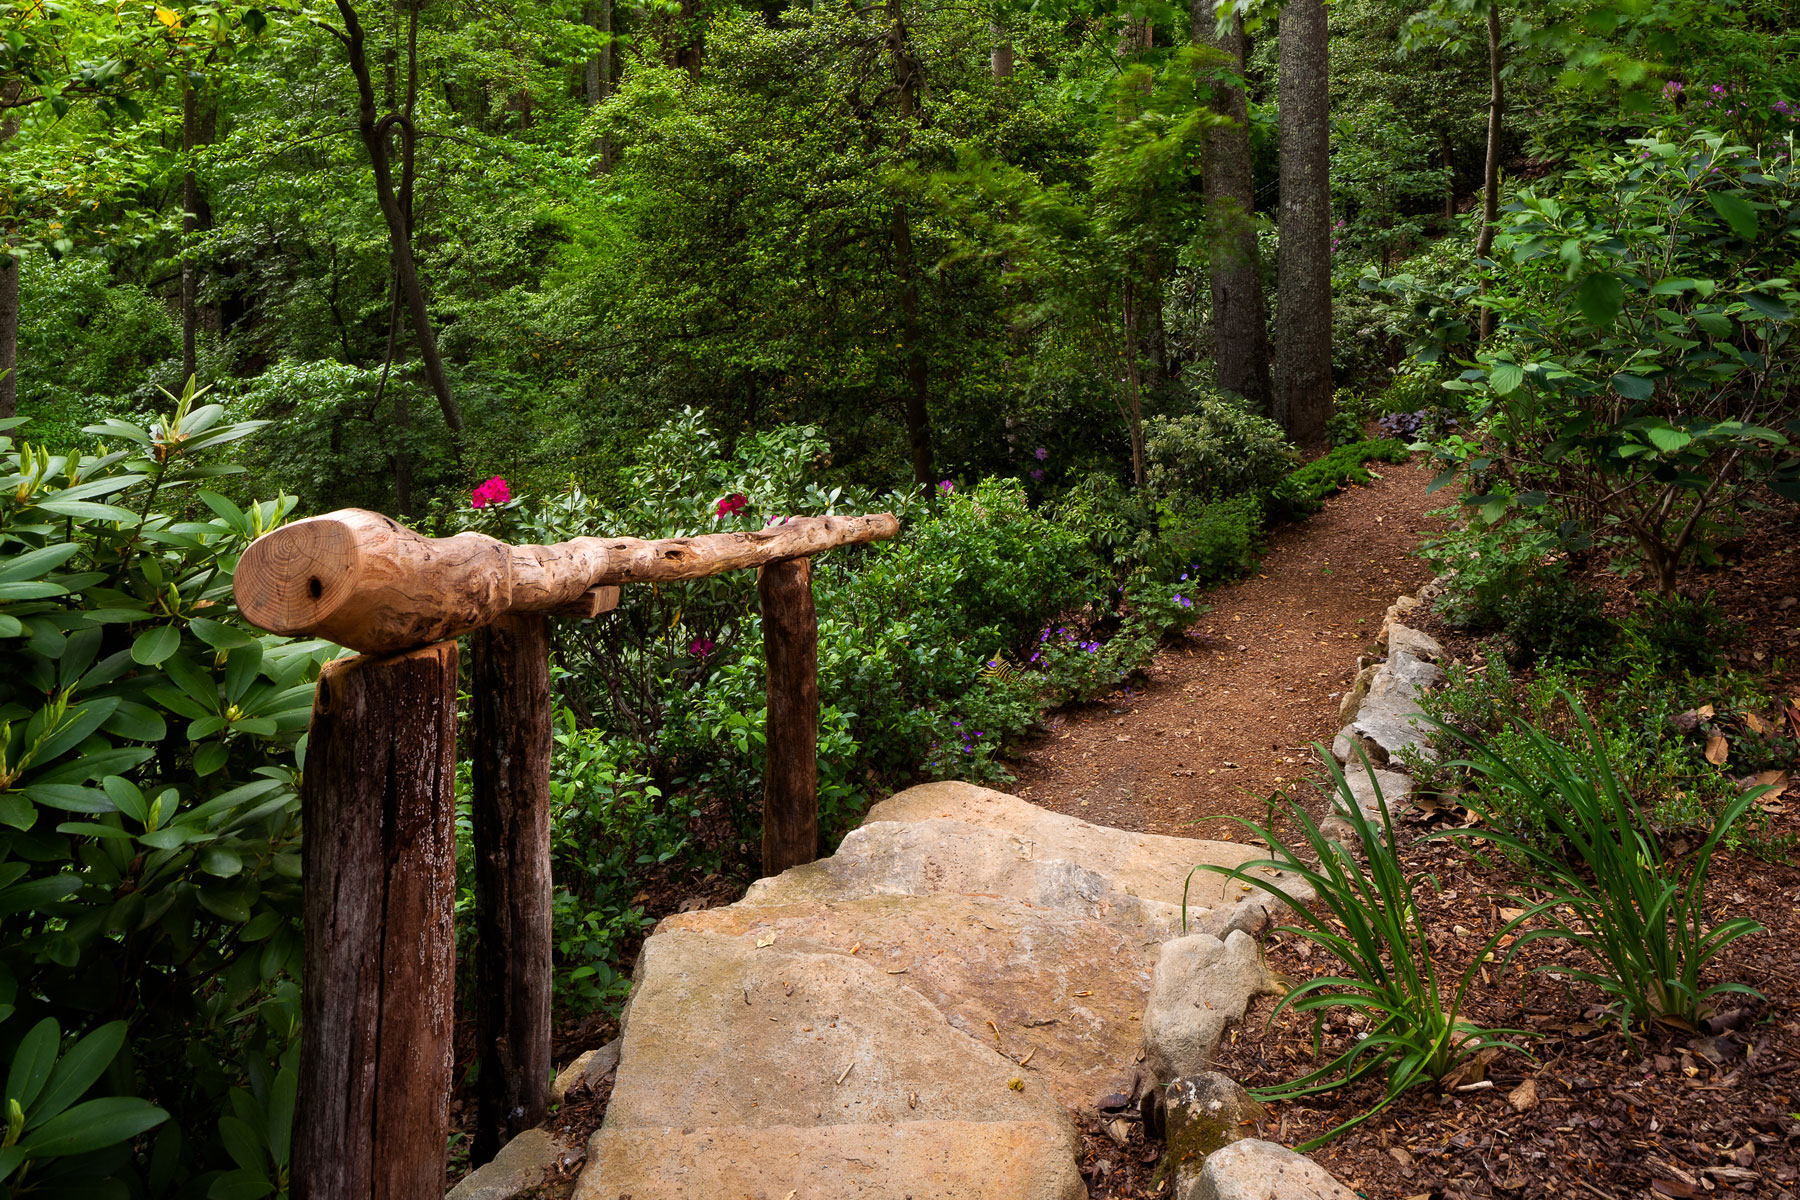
(308, 577), (324, 599)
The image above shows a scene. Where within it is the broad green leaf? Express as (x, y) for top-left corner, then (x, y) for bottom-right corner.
(20, 1096), (168, 1156)
(32, 500), (138, 523)
(0, 875), (82, 917)
(131, 625), (182, 666)
(1646, 426), (1693, 453)
(30, 1022), (126, 1124)
(1741, 292), (1793, 321)
(1575, 273), (1626, 326)
(5, 1018), (59, 1110)
(1488, 361), (1524, 395)
(189, 617), (256, 651)
(101, 777), (148, 824)
(1708, 191), (1759, 239)
(0, 543), (82, 583)
(1612, 373), (1654, 400)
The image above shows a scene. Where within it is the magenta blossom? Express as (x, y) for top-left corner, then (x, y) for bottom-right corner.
(715, 493), (748, 518)
(689, 636), (716, 659)
(1033, 446), (1049, 461)
(938, 480), (954, 494)
(472, 476), (511, 508)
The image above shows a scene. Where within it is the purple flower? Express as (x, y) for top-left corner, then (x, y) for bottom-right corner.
(1033, 446), (1049, 461)
(1029, 469), (1045, 482)
(689, 636), (715, 659)
(938, 480), (955, 494)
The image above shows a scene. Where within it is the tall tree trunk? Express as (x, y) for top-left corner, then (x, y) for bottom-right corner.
(586, 0), (614, 171)
(1, 97), (21, 420)
(0, 252), (15, 421)
(1475, 2), (1503, 343)
(333, 0), (465, 434)
(1273, 0), (1333, 444)
(1120, 285), (1147, 488)
(990, 22), (1013, 78)
(1117, 15), (1169, 403)
(888, 0), (934, 487)
(1195, 6), (1272, 411)
(1442, 135), (1455, 223)
(180, 81), (215, 382)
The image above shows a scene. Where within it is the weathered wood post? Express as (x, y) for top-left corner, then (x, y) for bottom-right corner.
(237, 509), (898, 1196)
(292, 642), (459, 1200)
(758, 557), (819, 876)
(469, 613), (554, 1165)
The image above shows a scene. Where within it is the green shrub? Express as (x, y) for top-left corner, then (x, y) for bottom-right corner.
(1188, 755), (1531, 1150)
(1432, 696), (1767, 1033)
(1, 385), (333, 1195)
(1268, 438), (1410, 519)
(1621, 590), (1736, 675)
(1144, 394), (1297, 502)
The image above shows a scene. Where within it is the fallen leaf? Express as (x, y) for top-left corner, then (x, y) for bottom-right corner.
(1388, 1146), (1416, 1168)
(1508, 1077), (1538, 1113)
(755, 932), (777, 948)
(1746, 712), (1771, 735)
(1705, 732), (1730, 765)
(1697, 703), (1716, 720)
(1750, 770), (1790, 800)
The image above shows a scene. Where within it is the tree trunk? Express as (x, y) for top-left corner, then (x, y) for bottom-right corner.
(292, 642), (458, 1200)
(1196, 8), (1273, 411)
(1475, 2), (1503, 343)
(1442, 135), (1455, 223)
(334, 0), (465, 434)
(1273, 0), (1333, 444)
(759, 558), (819, 877)
(586, 0), (614, 170)
(470, 615), (553, 1167)
(1121, 284), (1147, 488)
(990, 23), (1014, 78)
(887, 0), (933, 487)
(0, 251), (15, 421)
(2, 99), (21, 420)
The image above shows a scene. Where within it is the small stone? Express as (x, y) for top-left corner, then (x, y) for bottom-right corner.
(1508, 1077), (1538, 1113)
(1385, 622), (1445, 663)
(1159, 1072), (1264, 1190)
(1193, 1138), (1360, 1200)
(1141, 932), (1269, 1089)
(448, 1129), (576, 1200)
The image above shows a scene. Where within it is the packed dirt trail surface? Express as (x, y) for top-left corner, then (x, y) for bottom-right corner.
(1005, 457), (1445, 840)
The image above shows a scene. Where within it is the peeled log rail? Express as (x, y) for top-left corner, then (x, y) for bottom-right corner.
(234, 508), (899, 654)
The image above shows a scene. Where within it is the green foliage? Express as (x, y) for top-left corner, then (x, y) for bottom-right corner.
(1, 385), (331, 1194)
(1188, 756), (1531, 1151)
(1144, 396), (1296, 501)
(1268, 438), (1410, 518)
(0, 1018), (169, 1194)
(1403, 129), (1800, 591)
(1431, 696), (1767, 1032)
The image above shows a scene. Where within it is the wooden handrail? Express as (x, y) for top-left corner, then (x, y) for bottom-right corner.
(233, 508), (900, 654)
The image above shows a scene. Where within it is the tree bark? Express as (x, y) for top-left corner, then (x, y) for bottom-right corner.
(888, 0), (934, 487)
(1120, 284), (1147, 488)
(1475, 1), (1503, 343)
(0, 251), (15, 421)
(333, 0), (465, 433)
(1, 98), (21, 420)
(585, 0), (614, 170)
(293, 641), (458, 1200)
(759, 558), (818, 876)
(1196, 7), (1273, 411)
(470, 614), (553, 1167)
(1273, 0), (1333, 444)
(990, 22), (1014, 79)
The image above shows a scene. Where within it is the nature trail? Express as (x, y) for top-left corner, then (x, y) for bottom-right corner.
(1005, 459), (1445, 839)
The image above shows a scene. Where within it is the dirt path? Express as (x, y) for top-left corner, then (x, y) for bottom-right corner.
(1004, 458), (1446, 840)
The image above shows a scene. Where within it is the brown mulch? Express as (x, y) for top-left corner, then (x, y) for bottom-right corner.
(1211, 834), (1800, 1200)
(1002, 457), (1449, 841)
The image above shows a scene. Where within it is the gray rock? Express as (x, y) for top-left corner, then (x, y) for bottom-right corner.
(1386, 622), (1446, 664)
(1378, 595), (1422, 644)
(448, 1129), (575, 1200)
(1159, 1074), (1266, 1197)
(1332, 766), (1413, 822)
(1192, 1138), (1359, 1200)
(550, 1037), (620, 1103)
(1142, 932), (1269, 1088)
(1337, 662), (1380, 724)
(1372, 648), (1444, 696)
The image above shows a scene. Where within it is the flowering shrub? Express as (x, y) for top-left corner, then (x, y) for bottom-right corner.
(472, 475), (512, 507)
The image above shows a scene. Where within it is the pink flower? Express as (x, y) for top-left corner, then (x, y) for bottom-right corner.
(938, 480), (954, 494)
(472, 477), (511, 508)
(715, 493), (748, 518)
(689, 636), (715, 659)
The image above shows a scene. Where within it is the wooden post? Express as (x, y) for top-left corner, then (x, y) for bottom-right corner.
(293, 642), (458, 1200)
(469, 613), (553, 1165)
(758, 557), (819, 876)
